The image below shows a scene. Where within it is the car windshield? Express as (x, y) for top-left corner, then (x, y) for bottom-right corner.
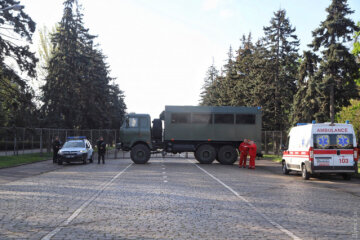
(313, 134), (354, 149)
(63, 141), (85, 148)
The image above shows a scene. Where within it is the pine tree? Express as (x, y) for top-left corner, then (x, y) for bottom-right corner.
(0, 0), (38, 127)
(263, 9), (300, 130)
(200, 60), (219, 106)
(41, 0), (126, 129)
(291, 51), (323, 124)
(218, 46), (239, 106)
(309, 0), (359, 123)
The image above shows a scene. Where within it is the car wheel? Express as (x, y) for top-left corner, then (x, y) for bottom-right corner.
(282, 161), (290, 175)
(302, 164), (310, 180)
(218, 145), (238, 165)
(195, 144), (216, 164)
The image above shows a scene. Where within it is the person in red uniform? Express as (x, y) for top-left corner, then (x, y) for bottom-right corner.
(248, 140), (257, 169)
(238, 139), (250, 168)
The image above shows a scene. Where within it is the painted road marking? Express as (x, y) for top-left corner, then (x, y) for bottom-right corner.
(41, 163), (133, 240)
(190, 160), (302, 240)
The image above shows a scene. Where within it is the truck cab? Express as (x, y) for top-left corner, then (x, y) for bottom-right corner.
(119, 114), (152, 152)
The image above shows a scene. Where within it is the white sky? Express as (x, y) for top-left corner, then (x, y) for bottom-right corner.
(20, 0), (360, 120)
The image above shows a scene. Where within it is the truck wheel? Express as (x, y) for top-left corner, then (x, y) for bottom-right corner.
(282, 161), (290, 175)
(195, 144), (216, 164)
(131, 144), (150, 164)
(302, 164), (310, 180)
(218, 145), (238, 165)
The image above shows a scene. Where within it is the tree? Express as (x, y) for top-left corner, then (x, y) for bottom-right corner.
(291, 51), (324, 124)
(0, 0), (38, 127)
(309, 0), (359, 123)
(41, 0), (126, 129)
(262, 9), (300, 130)
(200, 60), (219, 106)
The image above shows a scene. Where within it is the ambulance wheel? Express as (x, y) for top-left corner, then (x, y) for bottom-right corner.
(302, 164), (310, 180)
(195, 144), (216, 164)
(131, 144), (150, 164)
(282, 161), (290, 175)
(342, 173), (352, 181)
(218, 145), (238, 165)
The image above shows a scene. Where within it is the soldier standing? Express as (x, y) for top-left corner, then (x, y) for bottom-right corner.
(52, 136), (61, 163)
(97, 136), (106, 164)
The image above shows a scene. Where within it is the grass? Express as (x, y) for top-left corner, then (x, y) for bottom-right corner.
(0, 152), (53, 169)
(263, 154), (282, 162)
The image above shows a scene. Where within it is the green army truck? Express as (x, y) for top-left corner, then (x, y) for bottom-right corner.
(118, 106), (262, 164)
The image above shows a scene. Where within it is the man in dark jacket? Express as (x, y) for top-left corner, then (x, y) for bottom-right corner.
(97, 137), (106, 164)
(52, 136), (61, 163)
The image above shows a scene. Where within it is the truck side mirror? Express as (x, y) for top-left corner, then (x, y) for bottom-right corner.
(280, 144), (287, 151)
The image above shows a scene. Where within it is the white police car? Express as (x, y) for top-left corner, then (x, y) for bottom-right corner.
(58, 137), (94, 165)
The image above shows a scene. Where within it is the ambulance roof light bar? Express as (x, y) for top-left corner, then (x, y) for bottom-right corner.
(312, 120), (316, 124)
(296, 123), (308, 126)
(345, 120), (350, 124)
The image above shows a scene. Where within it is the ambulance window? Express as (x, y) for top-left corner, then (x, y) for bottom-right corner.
(171, 113), (191, 124)
(214, 114), (234, 124)
(236, 114), (256, 124)
(313, 134), (353, 149)
(192, 113), (212, 124)
(314, 135), (330, 149)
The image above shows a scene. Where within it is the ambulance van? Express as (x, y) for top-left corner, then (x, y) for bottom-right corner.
(282, 122), (358, 180)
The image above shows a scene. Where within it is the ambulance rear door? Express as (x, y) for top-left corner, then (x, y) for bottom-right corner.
(312, 125), (356, 172)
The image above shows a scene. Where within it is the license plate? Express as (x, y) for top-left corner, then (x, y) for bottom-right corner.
(66, 155), (74, 158)
(316, 157), (330, 166)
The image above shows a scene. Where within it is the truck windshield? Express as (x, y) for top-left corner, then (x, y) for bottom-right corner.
(313, 134), (354, 149)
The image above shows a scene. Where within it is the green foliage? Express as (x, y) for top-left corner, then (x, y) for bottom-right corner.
(336, 99), (360, 140)
(0, 0), (38, 127)
(200, 10), (300, 131)
(41, 0), (126, 129)
(353, 22), (360, 85)
(309, 0), (359, 123)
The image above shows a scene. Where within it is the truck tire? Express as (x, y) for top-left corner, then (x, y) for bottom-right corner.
(131, 144), (150, 164)
(195, 144), (216, 164)
(218, 145), (238, 165)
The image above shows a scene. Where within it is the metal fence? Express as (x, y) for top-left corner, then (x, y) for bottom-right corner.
(0, 127), (287, 158)
(262, 130), (287, 155)
(0, 127), (120, 159)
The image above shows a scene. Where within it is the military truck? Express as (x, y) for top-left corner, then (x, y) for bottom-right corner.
(118, 106), (262, 164)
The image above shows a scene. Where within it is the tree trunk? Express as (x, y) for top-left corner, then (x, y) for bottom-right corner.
(330, 83), (335, 123)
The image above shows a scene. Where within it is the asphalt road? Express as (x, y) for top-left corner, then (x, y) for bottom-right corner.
(0, 157), (359, 240)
